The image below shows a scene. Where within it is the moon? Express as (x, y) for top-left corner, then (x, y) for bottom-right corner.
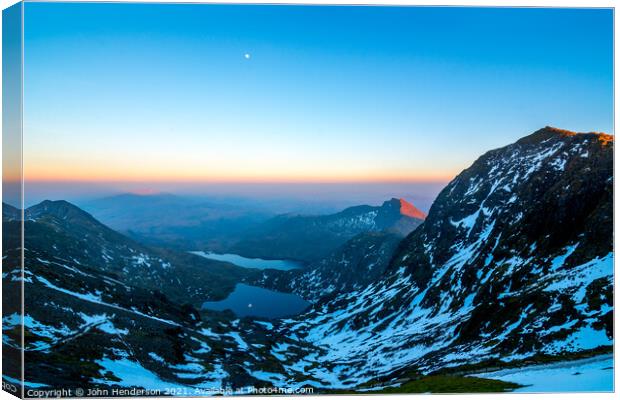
(244, 53), (251, 60)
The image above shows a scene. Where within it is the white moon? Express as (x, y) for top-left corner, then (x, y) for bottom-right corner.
(244, 53), (251, 59)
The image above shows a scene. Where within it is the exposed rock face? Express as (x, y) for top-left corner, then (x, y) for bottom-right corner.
(395, 197), (427, 220)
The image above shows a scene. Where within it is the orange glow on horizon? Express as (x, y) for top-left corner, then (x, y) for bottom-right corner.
(23, 158), (457, 185)
(24, 172), (454, 185)
(23, 146), (460, 185)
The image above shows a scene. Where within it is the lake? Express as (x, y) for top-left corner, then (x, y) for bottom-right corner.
(471, 354), (613, 392)
(190, 251), (304, 271)
(202, 284), (310, 319)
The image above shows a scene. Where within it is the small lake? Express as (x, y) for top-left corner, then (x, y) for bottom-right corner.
(471, 354), (613, 392)
(191, 251), (303, 271)
(202, 284), (310, 319)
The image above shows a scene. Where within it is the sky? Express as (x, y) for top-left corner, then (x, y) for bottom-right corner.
(20, 4), (613, 206)
(3, 2), (22, 207)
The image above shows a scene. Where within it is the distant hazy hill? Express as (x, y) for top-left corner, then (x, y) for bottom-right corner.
(80, 193), (272, 251)
(231, 198), (425, 262)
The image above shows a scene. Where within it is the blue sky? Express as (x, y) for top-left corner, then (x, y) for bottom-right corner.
(22, 4), (613, 202)
(3, 2), (22, 207)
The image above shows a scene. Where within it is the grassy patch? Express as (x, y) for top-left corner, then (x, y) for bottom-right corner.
(372, 375), (521, 394)
(326, 375), (522, 394)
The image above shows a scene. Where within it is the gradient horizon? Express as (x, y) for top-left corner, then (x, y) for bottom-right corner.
(20, 4), (613, 204)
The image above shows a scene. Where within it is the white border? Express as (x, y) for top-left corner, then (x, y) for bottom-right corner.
(3, 0), (616, 6)
(0, 1), (616, 400)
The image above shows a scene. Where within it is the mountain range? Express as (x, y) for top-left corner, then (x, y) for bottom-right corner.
(2, 126), (613, 393)
(79, 193), (273, 252)
(231, 198), (425, 262)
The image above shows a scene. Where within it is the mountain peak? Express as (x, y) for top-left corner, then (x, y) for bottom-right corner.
(382, 198), (426, 220)
(26, 199), (99, 223)
(517, 126), (613, 146)
(540, 125), (579, 136)
(397, 198), (426, 220)
(2, 202), (20, 221)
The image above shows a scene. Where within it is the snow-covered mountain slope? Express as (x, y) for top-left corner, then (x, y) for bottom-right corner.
(269, 127), (613, 388)
(6, 255), (300, 391)
(230, 198), (424, 262)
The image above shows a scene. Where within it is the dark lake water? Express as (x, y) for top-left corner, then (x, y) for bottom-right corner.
(191, 251), (303, 271)
(202, 284), (310, 319)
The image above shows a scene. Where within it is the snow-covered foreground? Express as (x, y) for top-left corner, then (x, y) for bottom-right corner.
(471, 355), (613, 392)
